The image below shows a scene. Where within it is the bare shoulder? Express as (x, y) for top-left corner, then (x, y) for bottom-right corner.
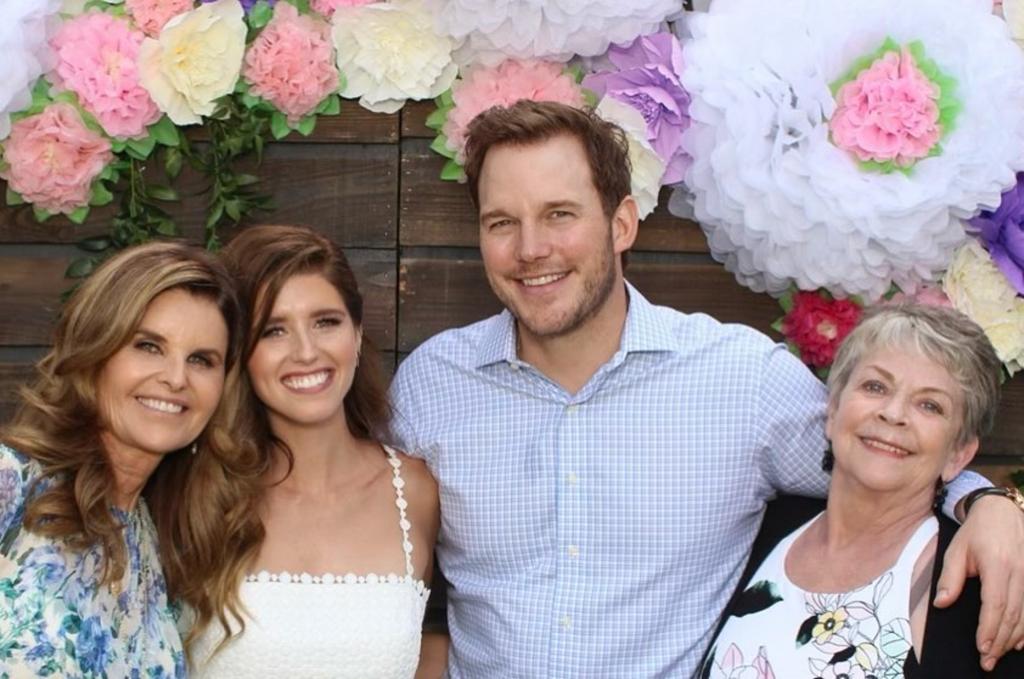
(393, 451), (438, 512)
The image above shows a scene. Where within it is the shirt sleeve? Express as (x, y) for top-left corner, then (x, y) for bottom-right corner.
(754, 344), (831, 499)
(387, 357), (429, 466)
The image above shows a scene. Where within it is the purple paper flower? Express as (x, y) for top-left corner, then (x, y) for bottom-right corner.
(970, 172), (1024, 295)
(584, 32), (690, 184)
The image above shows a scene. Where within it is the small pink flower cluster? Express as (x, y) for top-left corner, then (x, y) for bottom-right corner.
(1, 103), (113, 215)
(50, 12), (161, 139)
(443, 60), (584, 161)
(830, 48), (942, 168)
(243, 3), (339, 123)
(125, 0), (193, 37)
(311, 0), (375, 18)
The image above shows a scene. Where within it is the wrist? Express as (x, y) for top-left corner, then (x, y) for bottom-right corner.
(962, 486), (1024, 518)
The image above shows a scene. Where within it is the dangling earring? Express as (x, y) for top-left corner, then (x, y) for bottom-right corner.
(190, 441), (198, 456)
(933, 477), (948, 512)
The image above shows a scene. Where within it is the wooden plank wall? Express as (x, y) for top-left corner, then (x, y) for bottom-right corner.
(1, 101), (1021, 482)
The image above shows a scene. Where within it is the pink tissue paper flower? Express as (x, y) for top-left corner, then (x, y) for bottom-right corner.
(443, 59), (584, 162)
(243, 2), (339, 123)
(830, 48), (942, 167)
(125, 0), (194, 38)
(50, 12), (161, 139)
(1, 102), (113, 214)
(311, 0), (374, 18)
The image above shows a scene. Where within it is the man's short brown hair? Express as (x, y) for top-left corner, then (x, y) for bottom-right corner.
(463, 100), (633, 220)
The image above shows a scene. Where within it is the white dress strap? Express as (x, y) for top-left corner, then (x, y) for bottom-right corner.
(382, 445), (415, 579)
(893, 515), (939, 573)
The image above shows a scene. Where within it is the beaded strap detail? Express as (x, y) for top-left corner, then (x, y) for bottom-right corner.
(383, 445), (416, 579)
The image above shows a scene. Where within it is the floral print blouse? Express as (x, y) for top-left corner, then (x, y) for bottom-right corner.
(0, 444), (185, 678)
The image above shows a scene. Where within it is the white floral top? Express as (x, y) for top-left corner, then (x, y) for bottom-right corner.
(0, 443), (185, 678)
(702, 512), (937, 679)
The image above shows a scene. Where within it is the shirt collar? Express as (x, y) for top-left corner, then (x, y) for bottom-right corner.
(473, 281), (677, 369)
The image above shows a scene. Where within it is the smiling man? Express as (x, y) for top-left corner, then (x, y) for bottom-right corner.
(389, 101), (1024, 677)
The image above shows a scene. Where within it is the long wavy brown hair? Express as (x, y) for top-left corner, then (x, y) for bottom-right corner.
(190, 225), (391, 647)
(1, 241), (265, 651)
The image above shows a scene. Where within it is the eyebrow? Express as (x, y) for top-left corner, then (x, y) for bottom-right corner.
(135, 329), (225, 363)
(479, 201), (584, 224)
(264, 307), (348, 325)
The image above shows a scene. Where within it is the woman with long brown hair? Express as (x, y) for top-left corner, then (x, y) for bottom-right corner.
(0, 242), (261, 677)
(190, 225), (439, 678)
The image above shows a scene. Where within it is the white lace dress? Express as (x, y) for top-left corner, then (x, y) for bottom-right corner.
(190, 449), (430, 678)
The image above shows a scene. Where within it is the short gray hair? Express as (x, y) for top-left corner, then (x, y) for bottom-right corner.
(826, 303), (1002, 448)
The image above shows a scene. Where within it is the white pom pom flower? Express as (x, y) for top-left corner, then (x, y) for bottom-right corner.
(423, 0), (679, 65)
(672, 0), (1024, 300)
(0, 0), (61, 140)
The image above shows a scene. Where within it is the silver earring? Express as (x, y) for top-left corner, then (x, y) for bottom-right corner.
(190, 441), (198, 456)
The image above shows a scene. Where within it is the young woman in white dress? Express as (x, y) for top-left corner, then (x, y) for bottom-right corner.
(189, 225), (439, 678)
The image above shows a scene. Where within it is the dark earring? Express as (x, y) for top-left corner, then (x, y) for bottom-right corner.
(933, 478), (948, 513)
(821, 444), (835, 473)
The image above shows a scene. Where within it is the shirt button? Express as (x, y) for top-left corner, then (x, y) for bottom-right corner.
(565, 404), (577, 414)
(508, 362), (520, 371)
(560, 615), (572, 630)
(567, 472), (578, 486)
(567, 545), (579, 558)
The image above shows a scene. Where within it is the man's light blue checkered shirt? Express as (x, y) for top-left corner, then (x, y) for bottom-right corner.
(389, 283), (982, 678)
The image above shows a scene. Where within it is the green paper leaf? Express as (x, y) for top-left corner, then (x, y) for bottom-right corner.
(270, 112), (291, 140)
(582, 88), (599, 109)
(779, 290), (795, 313)
(155, 219), (178, 237)
(770, 318), (784, 334)
(148, 116), (180, 147)
(5, 187), (25, 206)
(565, 64), (585, 84)
(292, 0), (311, 14)
(430, 133), (456, 159)
(77, 236), (111, 253)
(164, 147), (183, 179)
(424, 106), (447, 131)
(111, 139), (126, 153)
(296, 116), (316, 136)
(89, 183), (114, 207)
(148, 185), (178, 202)
(67, 206), (90, 224)
(32, 206), (52, 222)
(125, 134), (157, 160)
(438, 88), (454, 109)
(249, 1), (274, 29)
(440, 158), (465, 182)
(319, 96), (341, 116)
(65, 257), (96, 279)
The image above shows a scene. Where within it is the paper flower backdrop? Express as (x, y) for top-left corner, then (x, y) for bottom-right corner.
(671, 0), (1024, 301)
(332, 0), (458, 114)
(1, 0), (61, 141)
(423, 0), (680, 65)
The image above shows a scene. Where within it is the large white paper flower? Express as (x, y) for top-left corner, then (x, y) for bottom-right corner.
(423, 0), (680, 65)
(672, 0), (1024, 300)
(333, 0), (458, 114)
(596, 98), (665, 220)
(0, 0), (61, 140)
(944, 240), (1024, 375)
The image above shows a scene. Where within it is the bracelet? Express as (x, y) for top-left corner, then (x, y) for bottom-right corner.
(962, 486), (1024, 517)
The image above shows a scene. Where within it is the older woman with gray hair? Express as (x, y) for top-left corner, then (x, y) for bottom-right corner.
(702, 304), (1024, 678)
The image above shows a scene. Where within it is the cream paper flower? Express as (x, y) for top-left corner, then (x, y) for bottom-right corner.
(137, 0), (247, 125)
(423, 0), (680, 65)
(332, 0), (458, 114)
(672, 0), (1024, 300)
(1000, 0), (1024, 46)
(943, 240), (1024, 375)
(596, 97), (665, 220)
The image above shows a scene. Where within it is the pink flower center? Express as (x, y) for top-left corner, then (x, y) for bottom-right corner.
(830, 47), (943, 168)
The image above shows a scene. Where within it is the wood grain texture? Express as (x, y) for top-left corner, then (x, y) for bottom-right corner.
(400, 100), (436, 139)
(189, 102), (399, 144)
(0, 248), (396, 348)
(399, 139), (707, 251)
